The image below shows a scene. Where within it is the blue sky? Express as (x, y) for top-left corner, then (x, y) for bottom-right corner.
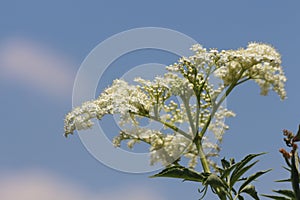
(1, 1), (300, 199)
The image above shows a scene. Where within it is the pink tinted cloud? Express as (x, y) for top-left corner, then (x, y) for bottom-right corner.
(0, 38), (76, 99)
(0, 169), (166, 200)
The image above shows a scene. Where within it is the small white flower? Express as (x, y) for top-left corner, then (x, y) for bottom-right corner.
(64, 42), (286, 169)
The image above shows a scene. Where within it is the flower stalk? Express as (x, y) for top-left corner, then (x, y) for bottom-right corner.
(64, 42), (286, 199)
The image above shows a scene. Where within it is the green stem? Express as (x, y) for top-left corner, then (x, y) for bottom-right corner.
(195, 100), (200, 134)
(130, 111), (192, 140)
(193, 72), (213, 173)
(182, 96), (196, 136)
(196, 68), (245, 173)
(194, 134), (210, 173)
(199, 68), (245, 139)
(236, 77), (251, 86)
(195, 68), (211, 139)
(199, 149), (210, 173)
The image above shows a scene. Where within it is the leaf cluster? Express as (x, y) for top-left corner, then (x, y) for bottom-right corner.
(262, 149), (300, 200)
(151, 153), (270, 200)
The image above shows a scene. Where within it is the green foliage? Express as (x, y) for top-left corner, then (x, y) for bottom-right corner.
(262, 190), (296, 200)
(263, 128), (300, 200)
(150, 165), (207, 182)
(152, 153), (270, 200)
(64, 43), (287, 200)
(291, 150), (300, 199)
(263, 156), (299, 199)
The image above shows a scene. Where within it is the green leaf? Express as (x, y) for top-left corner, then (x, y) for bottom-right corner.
(230, 161), (259, 188)
(230, 153), (265, 181)
(198, 186), (208, 200)
(276, 177), (300, 183)
(275, 178), (291, 183)
(202, 174), (229, 200)
(262, 190), (296, 200)
(220, 162), (239, 180)
(150, 166), (206, 182)
(238, 177), (247, 181)
(237, 195), (244, 200)
(239, 184), (259, 200)
(282, 166), (291, 172)
(273, 189), (295, 198)
(261, 194), (293, 200)
(293, 124), (300, 142)
(204, 174), (231, 200)
(211, 186), (228, 200)
(283, 156), (292, 168)
(230, 158), (235, 165)
(221, 157), (230, 169)
(291, 150), (300, 199)
(205, 174), (228, 189)
(238, 169), (272, 193)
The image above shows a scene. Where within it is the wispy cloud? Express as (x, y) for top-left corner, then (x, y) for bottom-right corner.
(0, 37), (76, 99)
(0, 169), (166, 200)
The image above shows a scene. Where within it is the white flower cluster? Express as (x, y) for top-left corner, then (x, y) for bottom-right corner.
(208, 106), (236, 141)
(64, 100), (101, 135)
(64, 79), (151, 136)
(212, 42), (287, 100)
(64, 42), (286, 169)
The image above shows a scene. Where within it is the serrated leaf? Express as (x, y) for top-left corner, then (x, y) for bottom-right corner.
(230, 161), (259, 188)
(272, 189), (295, 198)
(205, 174), (228, 189)
(204, 174), (230, 200)
(239, 184), (259, 200)
(275, 178), (291, 183)
(261, 194), (292, 200)
(150, 166), (206, 182)
(221, 157), (230, 169)
(231, 153), (265, 180)
(238, 169), (271, 193)
(262, 190), (296, 200)
(220, 162), (239, 180)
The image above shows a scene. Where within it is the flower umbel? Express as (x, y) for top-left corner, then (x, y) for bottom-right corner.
(213, 42), (286, 100)
(64, 42), (286, 172)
